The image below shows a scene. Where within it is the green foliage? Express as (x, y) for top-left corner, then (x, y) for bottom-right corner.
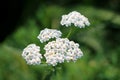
(0, 5), (120, 80)
(0, 45), (36, 80)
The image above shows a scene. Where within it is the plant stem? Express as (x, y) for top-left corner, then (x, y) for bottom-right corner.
(66, 27), (73, 38)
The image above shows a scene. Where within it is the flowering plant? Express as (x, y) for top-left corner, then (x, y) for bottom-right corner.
(22, 11), (90, 67)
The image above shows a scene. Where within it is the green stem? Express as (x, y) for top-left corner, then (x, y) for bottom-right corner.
(66, 27), (73, 38)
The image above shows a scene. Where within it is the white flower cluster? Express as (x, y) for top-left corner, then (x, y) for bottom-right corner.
(22, 11), (88, 66)
(44, 38), (83, 66)
(22, 44), (42, 65)
(37, 28), (62, 43)
(60, 11), (90, 28)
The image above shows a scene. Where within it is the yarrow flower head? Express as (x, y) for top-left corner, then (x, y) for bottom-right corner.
(60, 11), (90, 28)
(22, 44), (42, 65)
(37, 28), (62, 43)
(22, 11), (88, 67)
(44, 38), (83, 66)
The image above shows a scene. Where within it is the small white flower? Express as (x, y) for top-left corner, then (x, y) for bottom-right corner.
(22, 44), (42, 65)
(37, 28), (62, 43)
(60, 11), (90, 28)
(44, 38), (83, 66)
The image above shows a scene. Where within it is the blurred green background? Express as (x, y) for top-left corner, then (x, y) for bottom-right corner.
(0, 0), (120, 80)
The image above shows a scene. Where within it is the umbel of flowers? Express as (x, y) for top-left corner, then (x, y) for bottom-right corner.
(22, 11), (90, 66)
